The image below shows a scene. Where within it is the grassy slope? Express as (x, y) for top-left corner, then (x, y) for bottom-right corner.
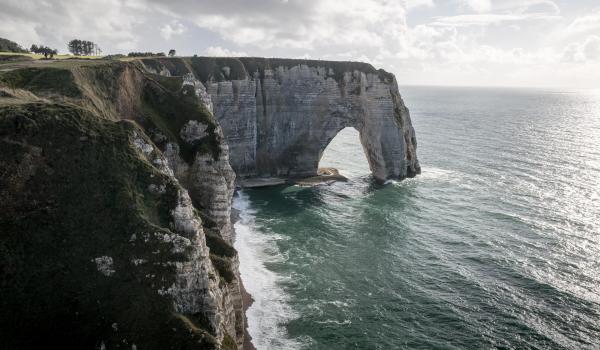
(0, 59), (222, 162)
(0, 51), (103, 59)
(140, 78), (222, 162)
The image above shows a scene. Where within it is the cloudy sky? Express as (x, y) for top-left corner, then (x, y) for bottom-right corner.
(1, 0), (599, 88)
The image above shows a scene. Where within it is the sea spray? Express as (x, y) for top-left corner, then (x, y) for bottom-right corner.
(233, 191), (303, 350)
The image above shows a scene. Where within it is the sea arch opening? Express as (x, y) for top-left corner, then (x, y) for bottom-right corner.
(318, 127), (371, 179)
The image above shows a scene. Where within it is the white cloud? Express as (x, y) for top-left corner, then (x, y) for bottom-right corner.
(563, 36), (600, 63)
(186, 0), (407, 51)
(522, 0), (560, 15)
(160, 21), (186, 40)
(583, 37), (600, 61)
(431, 13), (560, 27)
(0, 0), (597, 88)
(463, 0), (492, 13)
(0, 0), (145, 52)
(0, 18), (41, 47)
(406, 0), (435, 10)
(492, 0), (560, 15)
(565, 12), (600, 37)
(430, 0), (560, 27)
(204, 46), (248, 57)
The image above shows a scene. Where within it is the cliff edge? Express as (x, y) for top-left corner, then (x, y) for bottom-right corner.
(0, 59), (242, 349)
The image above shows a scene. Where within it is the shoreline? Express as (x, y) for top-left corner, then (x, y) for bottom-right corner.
(238, 167), (348, 189)
(231, 200), (257, 350)
(231, 188), (306, 350)
(231, 169), (347, 349)
(240, 278), (257, 350)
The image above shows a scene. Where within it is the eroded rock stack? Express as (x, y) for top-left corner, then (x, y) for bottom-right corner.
(203, 58), (421, 182)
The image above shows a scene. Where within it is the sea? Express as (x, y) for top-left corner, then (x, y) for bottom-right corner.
(233, 86), (600, 349)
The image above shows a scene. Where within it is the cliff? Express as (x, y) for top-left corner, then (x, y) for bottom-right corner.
(143, 57), (421, 183)
(0, 56), (419, 349)
(0, 60), (242, 349)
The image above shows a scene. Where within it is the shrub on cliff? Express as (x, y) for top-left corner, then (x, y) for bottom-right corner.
(103, 54), (126, 60)
(128, 51), (166, 57)
(0, 37), (28, 53)
(67, 39), (100, 56)
(30, 44), (58, 58)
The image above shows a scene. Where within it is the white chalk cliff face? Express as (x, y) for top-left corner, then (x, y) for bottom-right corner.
(132, 128), (237, 346)
(147, 57), (420, 183)
(204, 59), (421, 182)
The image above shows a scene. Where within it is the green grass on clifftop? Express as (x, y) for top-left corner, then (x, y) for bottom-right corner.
(141, 78), (222, 162)
(185, 56), (396, 83)
(0, 67), (81, 97)
(0, 51), (104, 60)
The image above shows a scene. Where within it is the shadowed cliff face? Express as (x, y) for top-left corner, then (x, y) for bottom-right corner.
(0, 60), (241, 350)
(146, 57), (421, 183)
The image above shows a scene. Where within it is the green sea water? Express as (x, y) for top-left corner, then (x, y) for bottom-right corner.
(234, 86), (600, 349)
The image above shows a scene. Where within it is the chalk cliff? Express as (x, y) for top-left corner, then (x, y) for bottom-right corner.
(144, 57), (420, 182)
(0, 60), (242, 349)
(0, 56), (419, 349)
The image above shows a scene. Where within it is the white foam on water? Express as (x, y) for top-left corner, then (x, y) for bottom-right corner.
(233, 191), (303, 350)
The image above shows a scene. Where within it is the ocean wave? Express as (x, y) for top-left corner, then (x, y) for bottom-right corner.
(233, 192), (304, 350)
(314, 319), (352, 325)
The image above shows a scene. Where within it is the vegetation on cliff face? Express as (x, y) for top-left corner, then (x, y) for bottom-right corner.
(185, 56), (396, 83)
(0, 103), (220, 349)
(189, 57), (249, 82)
(140, 77), (222, 163)
(0, 58), (239, 349)
(0, 67), (81, 97)
(0, 59), (223, 163)
(141, 57), (191, 76)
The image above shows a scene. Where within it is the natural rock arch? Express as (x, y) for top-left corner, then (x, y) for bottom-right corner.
(301, 110), (415, 182)
(142, 57), (421, 183)
(317, 126), (371, 175)
(204, 59), (421, 183)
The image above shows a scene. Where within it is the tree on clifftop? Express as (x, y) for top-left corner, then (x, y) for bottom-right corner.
(68, 39), (99, 56)
(168, 49), (176, 57)
(0, 37), (28, 53)
(30, 45), (57, 58)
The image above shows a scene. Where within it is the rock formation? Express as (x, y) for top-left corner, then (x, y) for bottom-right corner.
(0, 60), (242, 349)
(0, 56), (419, 349)
(144, 57), (421, 183)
